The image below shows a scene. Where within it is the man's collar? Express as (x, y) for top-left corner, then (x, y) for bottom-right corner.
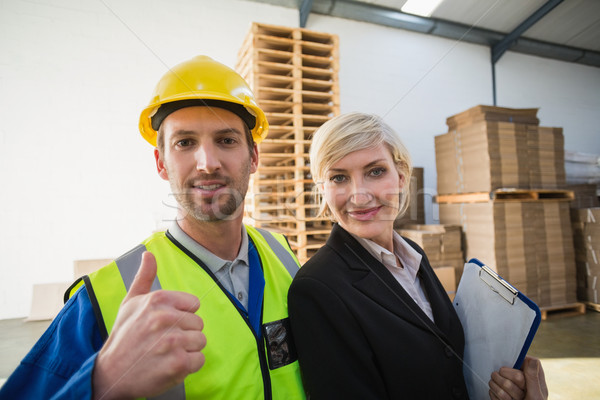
(167, 220), (249, 274)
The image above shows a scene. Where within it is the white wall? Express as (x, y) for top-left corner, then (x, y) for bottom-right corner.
(1, 0), (599, 319)
(498, 51), (600, 152)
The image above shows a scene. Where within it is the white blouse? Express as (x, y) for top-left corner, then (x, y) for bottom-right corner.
(350, 231), (435, 322)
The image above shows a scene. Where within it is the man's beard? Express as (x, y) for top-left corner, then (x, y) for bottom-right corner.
(172, 167), (250, 222)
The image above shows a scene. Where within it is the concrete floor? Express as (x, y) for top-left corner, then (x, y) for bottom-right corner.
(1, 311), (599, 397)
(527, 311), (600, 399)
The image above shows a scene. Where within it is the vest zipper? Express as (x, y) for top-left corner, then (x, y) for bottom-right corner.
(253, 250), (272, 400)
(166, 232), (273, 400)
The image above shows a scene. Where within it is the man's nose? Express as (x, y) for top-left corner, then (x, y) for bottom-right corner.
(195, 143), (220, 173)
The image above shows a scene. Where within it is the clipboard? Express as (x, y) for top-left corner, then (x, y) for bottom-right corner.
(453, 258), (541, 400)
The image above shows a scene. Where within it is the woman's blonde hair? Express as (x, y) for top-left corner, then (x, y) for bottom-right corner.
(309, 112), (413, 219)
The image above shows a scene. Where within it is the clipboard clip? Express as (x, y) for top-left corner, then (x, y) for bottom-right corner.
(478, 265), (518, 305)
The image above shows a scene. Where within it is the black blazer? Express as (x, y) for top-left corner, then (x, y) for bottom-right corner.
(288, 224), (468, 399)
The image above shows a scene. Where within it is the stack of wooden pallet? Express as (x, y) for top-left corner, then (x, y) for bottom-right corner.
(571, 208), (600, 309)
(435, 105), (579, 312)
(236, 23), (340, 263)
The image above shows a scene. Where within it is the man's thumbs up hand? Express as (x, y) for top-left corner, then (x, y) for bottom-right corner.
(92, 252), (206, 400)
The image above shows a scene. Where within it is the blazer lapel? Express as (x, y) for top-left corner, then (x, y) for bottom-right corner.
(327, 224), (449, 340)
(419, 261), (453, 336)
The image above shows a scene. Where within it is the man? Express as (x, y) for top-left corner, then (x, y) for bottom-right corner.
(0, 56), (305, 399)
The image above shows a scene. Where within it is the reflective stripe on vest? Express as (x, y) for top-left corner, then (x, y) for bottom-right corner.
(255, 228), (299, 278)
(115, 244), (162, 291)
(149, 382), (185, 400)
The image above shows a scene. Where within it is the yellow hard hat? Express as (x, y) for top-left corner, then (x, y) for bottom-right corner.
(139, 55), (268, 146)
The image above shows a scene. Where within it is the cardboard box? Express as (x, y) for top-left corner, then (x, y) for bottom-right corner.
(73, 258), (113, 279)
(433, 266), (456, 300)
(527, 126), (566, 189)
(568, 184), (600, 209)
(435, 121), (531, 194)
(436, 106), (565, 195)
(445, 105), (539, 130)
(397, 224), (464, 284)
(571, 207), (600, 304)
(395, 167), (425, 227)
(27, 282), (71, 321)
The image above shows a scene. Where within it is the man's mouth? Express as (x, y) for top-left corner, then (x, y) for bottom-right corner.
(195, 183), (224, 190)
(189, 179), (227, 195)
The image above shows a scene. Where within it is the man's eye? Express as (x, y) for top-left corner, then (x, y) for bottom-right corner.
(221, 138), (237, 145)
(177, 139), (192, 147)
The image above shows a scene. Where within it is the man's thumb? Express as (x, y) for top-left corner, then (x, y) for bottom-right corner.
(125, 251), (157, 300)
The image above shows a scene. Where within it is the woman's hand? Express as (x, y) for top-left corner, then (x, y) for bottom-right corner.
(489, 356), (548, 400)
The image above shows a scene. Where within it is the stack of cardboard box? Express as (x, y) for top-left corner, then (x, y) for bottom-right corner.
(436, 105), (566, 194)
(395, 167), (425, 227)
(437, 106), (537, 195)
(435, 105), (576, 309)
(571, 208), (600, 306)
(397, 224), (463, 299)
(436, 120), (531, 193)
(567, 183), (600, 209)
(527, 126), (566, 189)
(565, 150), (600, 209)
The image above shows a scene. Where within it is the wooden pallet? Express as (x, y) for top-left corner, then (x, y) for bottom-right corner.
(585, 302), (600, 313)
(436, 189), (574, 204)
(540, 302), (586, 320)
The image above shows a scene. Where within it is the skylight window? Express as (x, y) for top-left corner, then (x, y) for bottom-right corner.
(401, 0), (444, 17)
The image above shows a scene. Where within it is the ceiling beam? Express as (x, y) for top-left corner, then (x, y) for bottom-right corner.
(490, 0), (563, 106)
(492, 0), (564, 65)
(299, 0), (314, 28)
(248, 0), (600, 68)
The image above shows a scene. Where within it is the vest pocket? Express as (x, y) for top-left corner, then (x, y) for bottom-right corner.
(262, 317), (298, 369)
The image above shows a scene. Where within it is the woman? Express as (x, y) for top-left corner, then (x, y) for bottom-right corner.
(288, 112), (547, 400)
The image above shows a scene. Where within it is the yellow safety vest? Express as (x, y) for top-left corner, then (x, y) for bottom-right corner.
(66, 225), (305, 400)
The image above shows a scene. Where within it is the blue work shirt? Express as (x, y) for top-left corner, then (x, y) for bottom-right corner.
(0, 287), (102, 399)
(0, 235), (266, 399)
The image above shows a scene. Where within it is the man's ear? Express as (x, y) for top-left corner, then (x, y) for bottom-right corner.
(250, 143), (259, 174)
(155, 148), (169, 181)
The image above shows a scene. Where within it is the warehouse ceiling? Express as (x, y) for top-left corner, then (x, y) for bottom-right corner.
(246, 0), (600, 68)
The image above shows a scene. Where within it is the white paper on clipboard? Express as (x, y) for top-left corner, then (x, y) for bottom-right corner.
(453, 258), (541, 400)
